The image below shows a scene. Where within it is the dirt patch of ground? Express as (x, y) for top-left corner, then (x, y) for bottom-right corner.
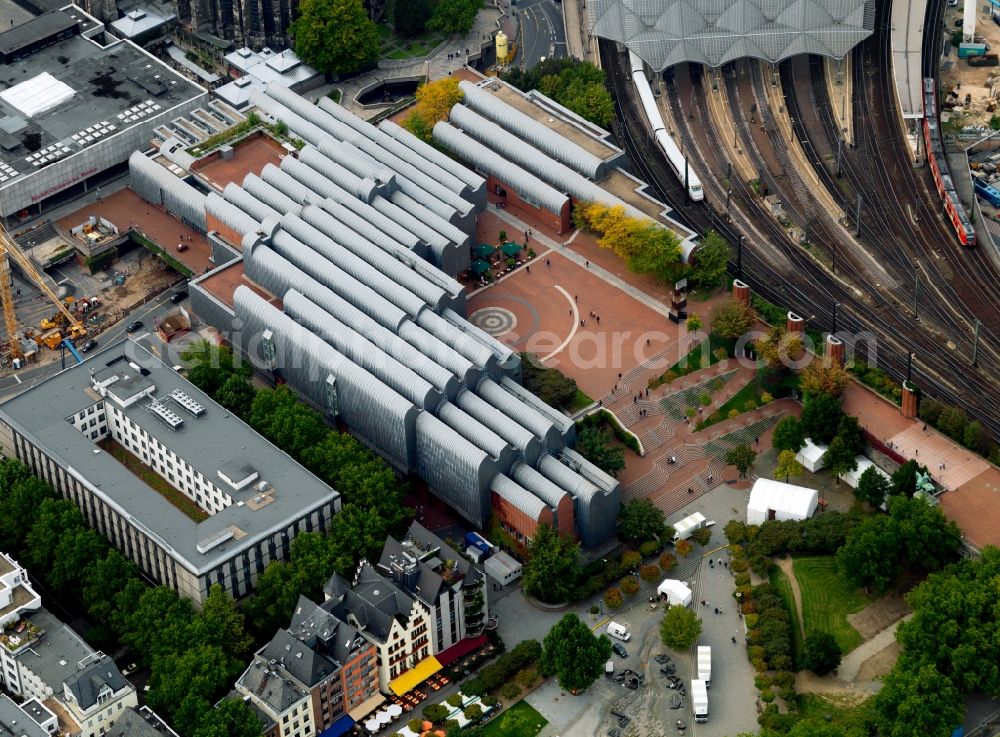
(847, 587), (912, 640)
(794, 672), (879, 702)
(855, 641), (901, 682)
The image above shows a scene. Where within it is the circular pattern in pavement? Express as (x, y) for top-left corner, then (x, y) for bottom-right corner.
(470, 307), (517, 337)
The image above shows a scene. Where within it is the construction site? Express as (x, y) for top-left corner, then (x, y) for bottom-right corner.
(939, 0), (1000, 130)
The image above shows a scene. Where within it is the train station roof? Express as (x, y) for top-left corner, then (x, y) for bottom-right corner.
(590, 0), (877, 70)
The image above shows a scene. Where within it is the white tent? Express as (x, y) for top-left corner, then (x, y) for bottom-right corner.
(839, 456), (889, 489)
(657, 578), (693, 606)
(747, 478), (819, 525)
(795, 438), (829, 473)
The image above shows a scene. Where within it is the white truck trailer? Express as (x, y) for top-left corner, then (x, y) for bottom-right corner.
(691, 678), (709, 722)
(697, 645), (712, 687)
(671, 512), (707, 542)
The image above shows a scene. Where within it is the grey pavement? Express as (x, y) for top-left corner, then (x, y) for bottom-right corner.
(516, 0), (567, 69)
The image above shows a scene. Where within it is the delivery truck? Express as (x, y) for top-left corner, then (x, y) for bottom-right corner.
(607, 621), (631, 641)
(671, 512), (707, 542)
(692, 678), (709, 722)
(698, 645), (712, 687)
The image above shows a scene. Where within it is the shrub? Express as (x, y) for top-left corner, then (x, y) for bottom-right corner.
(748, 645), (766, 662)
(675, 539), (693, 557)
(621, 550), (642, 569)
(779, 686), (797, 702)
(713, 346), (729, 361)
(517, 666), (538, 688)
(760, 689), (776, 702)
(729, 408), (740, 419)
(659, 552), (676, 571)
(731, 558), (749, 573)
(685, 407), (697, 418)
(760, 391), (773, 404)
(735, 572), (751, 587)
(408, 718), (423, 732)
(772, 671), (795, 690)
(620, 575), (640, 597)
(699, 392), (712, 406)
(589, 605), (599, 615)
(744, 613), (759, 629)
(724, 521), (749, 544)
(755, 674), (772, 690)
(770, 654), (794, 672)
(744, 399), (758, 411)
(640, 564), (660, 582)
(446, 694), (463, 708)
(752, 657), (768, 672)
(690, 527), (711, 546)
(482, 695), (499, 708)
(604, 588), (623, 609)
(423, 704), (449, 723)
(638, 539), (661, 558)
(464, 703), (484, 722)
(500, 682), (520, 700)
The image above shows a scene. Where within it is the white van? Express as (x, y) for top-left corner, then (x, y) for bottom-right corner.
(607, 621), (631, 641)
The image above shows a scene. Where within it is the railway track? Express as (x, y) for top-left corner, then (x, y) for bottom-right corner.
(600, 38), (1000, 438)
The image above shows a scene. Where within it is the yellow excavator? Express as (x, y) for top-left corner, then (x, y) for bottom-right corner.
(0, 224), (85, 363)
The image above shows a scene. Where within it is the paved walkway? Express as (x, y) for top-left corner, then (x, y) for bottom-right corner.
(775, 557), (805, 642)
(837, 613), (912, 683)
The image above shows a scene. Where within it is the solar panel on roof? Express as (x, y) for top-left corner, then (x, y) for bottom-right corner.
(169, 388), (205, 417)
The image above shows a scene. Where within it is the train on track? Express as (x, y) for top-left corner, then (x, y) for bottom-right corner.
(628, 51), (704, 201)
(922, 77), (976, 246)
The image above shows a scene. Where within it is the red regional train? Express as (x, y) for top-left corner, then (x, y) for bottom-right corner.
(922, 77), (976, 246)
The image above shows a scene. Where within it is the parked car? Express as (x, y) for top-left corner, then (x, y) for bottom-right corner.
(122, 662), (138, 676)
(169, 290), (188, 304)
(126, 321), (143, 333)
(612, 643), (628, 658)
(79, 339), (98, 353)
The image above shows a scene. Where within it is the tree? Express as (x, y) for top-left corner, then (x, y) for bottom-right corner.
(193, 585), (253, 662)
(423, 704), (450, 723)
(639, 564), (660, 582)
(674, 538), (693, 557)
(604, 587), (623, 608)
(503, 59), (614, 128)
(802, 631), (842, 675)
(689, 230), (730, 289)
(192, 699), (263, 737)
(24, 498), (86, 577)
(182, 341), (249, 397)
(213, 374), (256, 418)
(756, 326), (804, 371)
(290, 0), (379, 76)
(855, 466), (890, 507)
(936, 406), (969, 442)
(836, 516), (900, 593)
(686, 313), (702, 332)
(800, 393), (844, 444)
(464, 703), (483, 722)
(873, 664), (964, 737)
(799, 360), (851, 399)
(772, 416), (805, 454)
(774, 449), (805, 484)
(835, 415), (867, 455)
(414, 77), (463, 123)
(709, 300), (756, 339)
(822, 437), (857, 484)
(522, 523), (581, 604)
(147, 644), (235, 735)
(428, 0), (481, 34)
(393, 0), (430, 35)
(540, 614), (612, 692)
(620, 575), (640, 597)
(241, 561), (301, 640)
(888, 495), (962, 574)
(890, 459), (923, 498)
(726, 444), (757, 479)
(576, 427), (626, 477)
(248, 387), (328, 458)
(520, 353), (579, 409)
(617, 498), (666, 541)
(83, 550), (139, 624)
(402, 109), (433, 142)
(50, 527), (108, 595)
(659, 604), (702, 650)
(0, 473), (50, 551)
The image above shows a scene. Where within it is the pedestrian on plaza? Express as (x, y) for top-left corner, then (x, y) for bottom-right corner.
(714, 607), (719, 614)
(585, 260), (589, 268)
(546, 258), (551, 267)
(525, 265), (529, 273)
(732, 635), (737, 643)
(596, 315), (600, 324)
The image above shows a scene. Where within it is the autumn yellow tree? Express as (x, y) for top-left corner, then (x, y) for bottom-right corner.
(403, 77), (463, 141)
(573, 201), (683, 281)
(799, 359), (851, 399)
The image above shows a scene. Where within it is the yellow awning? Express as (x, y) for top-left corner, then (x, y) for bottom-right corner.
(388, 656), (443, 696)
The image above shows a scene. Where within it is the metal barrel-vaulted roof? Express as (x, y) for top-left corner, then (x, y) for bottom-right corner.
(458, 81), (608, 179)
(398, 321), (478, 383)
(478, 378), (563, 449)
(433, 121), (570, 216)
(276, 214), (429, 318)
(512, 462), (571, 510)
(283, 289), (440, 410)
(456, 388), (542, 465)
(130, 152), (207, 231)
(415, 411), (496, 524)
(491, 473), (547, 519)
(248, 88), (329, 145)
(296, 203), (449, 311)
(297, 146), (379, 203)
(235, 286), (418, 470)
(437, 402), (517, 472)
(590, 0), (876, 70)
(242, 174), (301, 216)
(223, 181), (281, 222)
(206, 192), (259, 239)
(417, 310), (496, 374)
(442, 308), (517, 376)
(378, 119), (487, 204)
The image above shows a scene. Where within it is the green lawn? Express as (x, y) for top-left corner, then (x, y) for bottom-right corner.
(566, 389), (594, 414)
(769, 564), (804, 662)
(696, 379), (765, 430)
(479, 701), (548, 737)
(98, 439), (209, 522)
(793, 556), (866, 654)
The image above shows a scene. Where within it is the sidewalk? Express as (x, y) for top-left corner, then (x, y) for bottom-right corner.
(825, 56), (853, 146)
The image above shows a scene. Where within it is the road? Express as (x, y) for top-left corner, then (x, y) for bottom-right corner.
(516, 0), (566, 69)
(0, 291), (184, 401)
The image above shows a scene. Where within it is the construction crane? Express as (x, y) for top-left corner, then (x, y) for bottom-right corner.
(0, 223), (85, 362)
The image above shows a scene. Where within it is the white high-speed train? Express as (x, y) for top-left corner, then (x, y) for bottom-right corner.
(628, 52), (704, 202)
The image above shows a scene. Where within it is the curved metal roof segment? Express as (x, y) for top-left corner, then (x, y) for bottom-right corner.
(491, 474), (547, 519)
(297, 146), (379, 203)
(223, 182), (281, 223)
(590, 0), (876, 70)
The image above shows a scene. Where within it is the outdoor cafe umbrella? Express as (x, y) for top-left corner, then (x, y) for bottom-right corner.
(377, 710), (392, 725)
(471, 259), (491, 275)
(364, 718), (379, 732)
(500, 241), (523, 256)
(474, 242), (497, 258)
(387, 704), (403, 718)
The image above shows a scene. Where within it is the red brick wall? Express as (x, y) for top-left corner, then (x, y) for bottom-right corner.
(206, 212), (245, 250)
(554, 495), (575, 539)
(486, 175), (570, 233)
(492, 491), (553, 542)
